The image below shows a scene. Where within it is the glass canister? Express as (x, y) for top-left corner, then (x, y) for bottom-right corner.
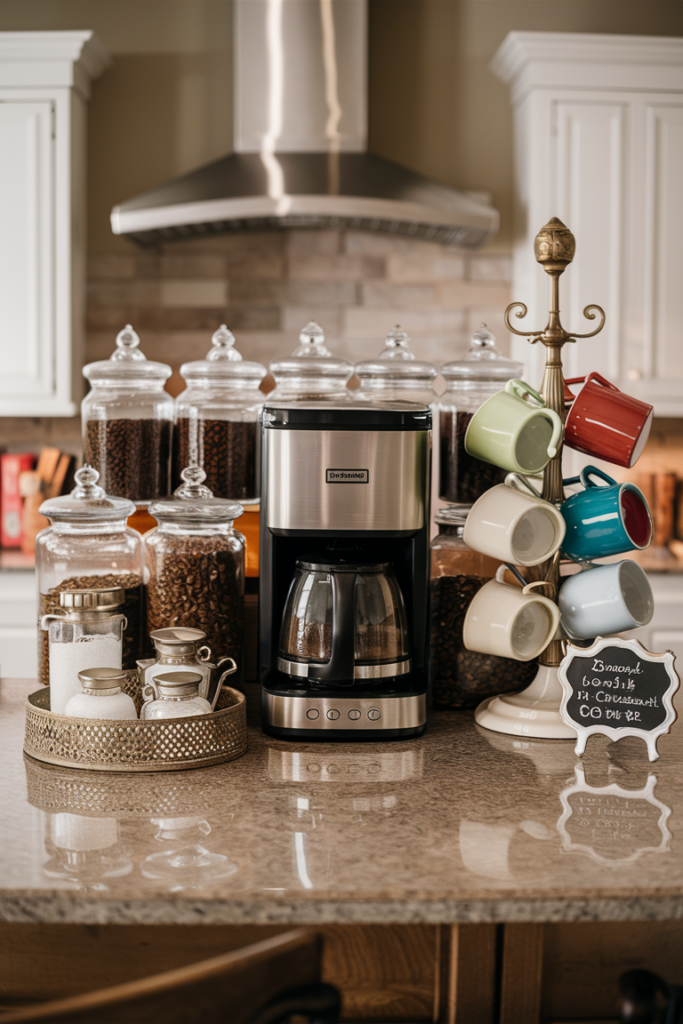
(82, 324), (173, 504)
(173, 325), (266, 501)
(37, 466), (143, 685)
(41, 588), (126, 714)
(267, 321), (354, 403)
(146, 466), (245, 684)
(429, 508), (538, 709)
(64, 667), (137, 720)
(355, 327), (439, 405)
(140, 670), (212, 720)
(439, 324), (523, 509)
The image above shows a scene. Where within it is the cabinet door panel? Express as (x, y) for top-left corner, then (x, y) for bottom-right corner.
(0, 101), (54, 399)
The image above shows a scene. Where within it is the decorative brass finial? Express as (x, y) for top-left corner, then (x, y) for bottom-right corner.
(534, 217), (576, 270)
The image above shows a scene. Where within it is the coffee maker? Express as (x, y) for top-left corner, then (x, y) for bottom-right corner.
(259, 402), (431, 740)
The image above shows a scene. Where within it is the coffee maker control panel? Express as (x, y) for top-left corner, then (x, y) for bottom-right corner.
(264, 693), (426, 732)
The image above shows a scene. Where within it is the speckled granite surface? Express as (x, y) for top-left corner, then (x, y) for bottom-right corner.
(3, 678), (683, 924)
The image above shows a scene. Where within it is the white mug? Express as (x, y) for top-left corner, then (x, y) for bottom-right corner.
(558, 559), (654, 640)
(463, 565), (560, 662)
(464, 474), (566, 567)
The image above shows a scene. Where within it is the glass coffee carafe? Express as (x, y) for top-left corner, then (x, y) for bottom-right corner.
(278, 560), (410, 685)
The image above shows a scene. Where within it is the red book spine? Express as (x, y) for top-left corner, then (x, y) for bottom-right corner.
(1, 454), (35, 547)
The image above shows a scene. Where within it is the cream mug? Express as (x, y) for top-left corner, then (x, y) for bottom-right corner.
(463, 565), (560, 662)
(465, 379), (563, 475)
(463, 473), (566, 567)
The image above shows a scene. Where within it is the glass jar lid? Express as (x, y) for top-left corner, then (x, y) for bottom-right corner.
(377, 325), (416, 361)
(39, 466), (135, 523)
(83, 325), (172, 384)
(356, 327), (437, 387)
(442, 324), (523, 382)
(269, 321), (353, 385)
(180, 325), (267, 386)
(149, 466), (243, 524)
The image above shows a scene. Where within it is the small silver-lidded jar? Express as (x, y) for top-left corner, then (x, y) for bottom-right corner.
(268, 321), (353, 403)
(355, 327), (439, 406)
(141, 670), (212, 720)
(173, 325), (267, 502)
(439, 324), (523, 509)
(41, 587), (127, 714)
(36, 465), (143, 685)
(82, 324), (173, 504)
(64, 667), (137, 721)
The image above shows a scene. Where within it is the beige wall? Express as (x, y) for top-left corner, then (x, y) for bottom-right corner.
(2, 0), (682, 254)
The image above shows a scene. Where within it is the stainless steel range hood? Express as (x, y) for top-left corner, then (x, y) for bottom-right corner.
(111, 0), (499, 248)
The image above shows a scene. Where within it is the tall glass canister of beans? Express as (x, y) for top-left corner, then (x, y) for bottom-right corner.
(429, 508), (538, 708)
(173, 325), (266, 576)
(36, 466), (143, 685)
(439, 325), (522, 510)
(145, 466), (246, 686)
(82, 325), (173, 504)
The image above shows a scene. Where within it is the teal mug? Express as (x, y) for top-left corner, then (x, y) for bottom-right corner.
(560, 465), (652, 562)
(464, 379), (564, 475)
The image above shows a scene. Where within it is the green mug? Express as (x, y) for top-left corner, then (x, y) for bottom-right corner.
(464, 379), (563, 475)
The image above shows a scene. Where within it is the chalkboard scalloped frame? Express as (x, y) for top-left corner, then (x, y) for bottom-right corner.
(558, 636), (679, 762)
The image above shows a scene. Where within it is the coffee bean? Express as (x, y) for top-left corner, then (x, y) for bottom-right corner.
(429, 574), (537, 709)
(173, 418), (259, 501)
(439, 409), (506, 505)
(85, 418), (172, 502)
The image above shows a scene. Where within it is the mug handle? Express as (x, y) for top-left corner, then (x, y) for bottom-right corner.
(562, 464), (616, 489)
(563, 376), (586, 388)
(585, 371), (619, 392)
(505, 472), (543, 499)
(544, 408), (563, 459)
(505, 378), (546, 407)
(522, 579), (558, 600)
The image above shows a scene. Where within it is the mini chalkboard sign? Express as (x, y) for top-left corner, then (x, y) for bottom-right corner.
(558, 637), (679, 761)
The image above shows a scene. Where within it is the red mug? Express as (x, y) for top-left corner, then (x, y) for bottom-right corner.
(563, 372), (654, 468)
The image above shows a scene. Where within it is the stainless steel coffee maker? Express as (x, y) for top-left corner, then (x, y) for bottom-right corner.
(259, 402), (431, 740)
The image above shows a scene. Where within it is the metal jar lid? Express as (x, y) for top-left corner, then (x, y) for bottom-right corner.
(59, 587), (125, 611)
(152, 671), (204, 697)
(150, 627), (207, 646)
(78, 667), (128, 691)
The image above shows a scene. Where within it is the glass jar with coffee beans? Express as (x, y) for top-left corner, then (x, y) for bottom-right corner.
(146, 466), (245, 687)
(429, 507), (538, 709)
(36, 466), (144, 685)
(439, 325), (523, 510)
(82, 324), (173, 504)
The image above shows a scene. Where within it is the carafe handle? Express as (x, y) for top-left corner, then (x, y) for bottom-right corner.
(211, 657), (238, 710)
(309, 572), (357, 685)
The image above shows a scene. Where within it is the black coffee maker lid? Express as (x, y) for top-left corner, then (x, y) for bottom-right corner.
(297, 559), (391, 574)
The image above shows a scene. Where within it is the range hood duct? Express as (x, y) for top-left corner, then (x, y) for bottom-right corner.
(111, 0), (499, 248)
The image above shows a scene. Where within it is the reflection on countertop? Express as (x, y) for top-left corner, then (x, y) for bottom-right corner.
(2, 677), (683, 925)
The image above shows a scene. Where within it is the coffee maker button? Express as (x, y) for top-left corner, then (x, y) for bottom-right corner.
(327, 709), (340, 720)
(306, 708), (320, 720)
(348, 709), (361, 720)
(368, 708), (381, 721)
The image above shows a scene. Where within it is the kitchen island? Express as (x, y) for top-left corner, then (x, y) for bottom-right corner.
(2, 677), (683, 1022)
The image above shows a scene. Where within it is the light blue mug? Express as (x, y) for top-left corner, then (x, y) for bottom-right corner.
(560, 465), (652, 562)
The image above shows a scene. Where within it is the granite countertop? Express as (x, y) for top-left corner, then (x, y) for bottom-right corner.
(3, 678), (683, 926)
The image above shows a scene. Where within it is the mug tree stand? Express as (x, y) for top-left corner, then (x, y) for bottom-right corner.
(474, 218), (606, 740)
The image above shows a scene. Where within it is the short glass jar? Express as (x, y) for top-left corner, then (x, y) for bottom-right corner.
(355, 327), (439, 406)
(64, 667), (137, 720)
(173, 325), (267, 502)
(141, 670), (212, 720)
(429, 508), (538, 709)
(146, 467), (245, 684)
(37, 466), (143, 685)
(267, 321), (353, 403)
(82, 324), (173, 504)
(439, 325), (523, 509)
(41, 588), (126, 714)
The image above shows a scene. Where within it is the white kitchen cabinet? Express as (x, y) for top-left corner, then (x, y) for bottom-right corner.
(493, 33), (683, 415)
(0, 570), (36, 678)
(0, 32), (109, 416)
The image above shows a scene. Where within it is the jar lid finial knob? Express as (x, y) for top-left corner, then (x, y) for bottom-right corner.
(379, 325), (414, 360)
(111, 324), (146, 362)
(207, 324), (242, 362)
(71, 464), (106, 500)
(292, 320), (331, 357)
(174, 464), (214, 499)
